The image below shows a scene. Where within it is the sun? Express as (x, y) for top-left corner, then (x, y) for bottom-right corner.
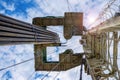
(88, 17), (96, 24)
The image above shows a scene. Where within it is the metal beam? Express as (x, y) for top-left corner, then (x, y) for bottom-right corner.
(87, 16), (120, 34)
(0, 14), (60, 45)
(113, 32), (118, 72)
(83, 15), (120, 79)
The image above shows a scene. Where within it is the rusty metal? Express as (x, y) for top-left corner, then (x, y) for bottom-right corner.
(82, 15), (120, 80)
(33, 12), (83, 40)
(87, 16), (120, 34)
(0, 14), (60, 45)
(34, 44), (84, 71)
(33, 16), (64, 26)
(64, 12), (83, 39)
(33, 13), (84, 71)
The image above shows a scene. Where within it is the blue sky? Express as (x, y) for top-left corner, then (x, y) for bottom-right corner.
(0, 0), (118, 80)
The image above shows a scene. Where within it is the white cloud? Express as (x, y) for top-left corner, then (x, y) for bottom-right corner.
(1, 0), (119, 80)
(26, 7), (44, 18)
(23, 0), (32, 3)
(25, 0), (107, 28)
(0, 10), (5, 14)
(9, 13), (32, 23)
(0, 44), (34, 80)
(45, 66), (92, 80)
(33, 0), (68, 16)
(1, 1), (15, 11)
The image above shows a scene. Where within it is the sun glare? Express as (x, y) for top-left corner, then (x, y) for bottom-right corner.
(88, 17), (96, 24)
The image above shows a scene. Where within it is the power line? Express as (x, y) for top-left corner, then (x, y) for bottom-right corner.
(88, 0), (118, 29)
(66, 0), (71, 12)
(0, 1), (83, 80)
(27, 46), (61, 80)
(27, 51), (42, 80)
(15, 0), (80, 41)
(0, 58), (34, 72)
(53, 72), (61, 80)
(40, 53), (70, 80)
(47, 27), (63, 34)
(13, 1), (65, 34)
(40, 46), (82, 80)
(48, 41), (82, 56)
(75, 66), (80, 80)
(27, 44), (81, 80)
(79, 59), (84, 80)
(37, 1), (83, 72)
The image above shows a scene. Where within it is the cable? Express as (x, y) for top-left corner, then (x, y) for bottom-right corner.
(48, 44), (82, 57)
(36, 0), (82, 80)
(41, 50), (74, 80)
(13, 1), (65, 34)
(75, 66), (80, 80)
(66, 0), (79, 39)
(40, 53), (70, 80)
(53, 72), (61, 80)
(66, 0), (71, 12)
(26, 51), (42, 80)
(27, 47), (44, 80)
(27, 27), (81, 80)
(27, 45), (55, 80)
(27, 44), (81, 80)
(0, 1), (84, 80)
(88, 0), (118, 29)
(15, 0), (82, 42)
(0, 58), (34, 72)
(79, 59), (84, 80)
(0, 43), (66, 79)
(47, 27), (63, 34)
(40, 46), (82, 80)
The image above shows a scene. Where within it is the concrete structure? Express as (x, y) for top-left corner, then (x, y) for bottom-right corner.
(33, 12), (83, 39)
(34, 44), (83, 71)
(33, 12), (84, 71)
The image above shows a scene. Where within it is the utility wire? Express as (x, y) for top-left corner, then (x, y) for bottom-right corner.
(66, 0), (71, 12)
(79, 59), (84, 80)
(15, 0), (80, 42)
(75, 66), (80, 80)
(48, 40), (82, 56)
(27, 44), (81, 80)
(15, 1), (64, 35)
(40, 46), (82, 80)
(0, 58), (34, 72)
(27, 47), (59, 80)
(0, 1), (83, 80)
(53, 72), (61, 80)
(27, 50), (42, 80)
(40, 53), (70, 80)
(88, 0), (118, 29)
